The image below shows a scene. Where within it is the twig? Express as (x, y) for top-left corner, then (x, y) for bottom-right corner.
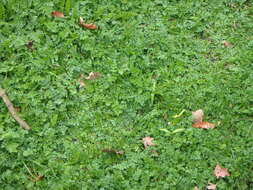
(0, 88), (31, 130)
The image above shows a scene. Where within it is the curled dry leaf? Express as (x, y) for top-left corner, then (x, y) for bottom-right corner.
(192, 109), (215, 129)
(192, 109), (204, 123)
(192, 121), (215, 129)
(79, 17), (97, 30)
(51, 11), (64, 18)
(214, 165), (230, 179)
(85, 72), (101, 80)
(207, 183), (217, 190)
(222, 40), (232, 47)
(142, 136), (155, 148)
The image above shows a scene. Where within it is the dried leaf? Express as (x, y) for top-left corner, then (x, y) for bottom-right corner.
(214, 165), (230, 179)
(82, 23), (97, 30)
(85, 72), (101, 80)
(192, 109), (204, 123)
(192, 121), (215, 129)
(102, 149), (124, 155)
(222, 40), (232, 47)
(207, 183), (217, 190)
(26, 41), (33, 50)
(142, 136), (155, 148)
(78, 74), (86, 88)
(79, 81), (86, 88)
(192, 109), (215, 129)
(51, 11), (64, 18)
(79, 17), (97, 30)
(194, 186), (199, 190)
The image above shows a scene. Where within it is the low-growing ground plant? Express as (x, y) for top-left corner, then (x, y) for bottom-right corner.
(0, 0), (252, 189)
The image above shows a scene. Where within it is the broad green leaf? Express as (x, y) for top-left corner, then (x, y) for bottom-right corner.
(6, 143), (19, 153)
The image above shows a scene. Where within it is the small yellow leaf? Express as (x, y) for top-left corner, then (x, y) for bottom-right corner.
(173, 109), (186, 118)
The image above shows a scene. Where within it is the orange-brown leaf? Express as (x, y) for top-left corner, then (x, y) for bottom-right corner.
(51, 11), (64, 18)
(192, 121), (215, 129)
(82, 23), (97, 30)
(142, 136), (155, 148)
(214, 165), (230, 179)
(79, 17), (97, 30)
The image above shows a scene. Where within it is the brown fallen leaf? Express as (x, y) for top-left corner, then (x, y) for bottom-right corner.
(192, 109), (215, 129)
(79, 81), (85, 88)
(222, 40), (232, 47)
(192, 121), (215, 129)
(78, 74), (86, 88)
(194, 186), (199, 190)
(85, 72), (101, 80)
(142, 136), (155, 148)
(51, 11), (64, 18)
(192, 109), (204, 123)
(79, 17), (97, 30)
(214, 164), (230, 179)
(26, 41), (33, 50)
(102, 149), (124, 155)
(207, 183), (217, 190)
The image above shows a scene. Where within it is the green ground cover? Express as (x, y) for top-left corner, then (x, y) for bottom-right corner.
(0, 0), (252, 189)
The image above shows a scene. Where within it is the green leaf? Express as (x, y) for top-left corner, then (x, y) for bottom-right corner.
(65, 0), (71, 16)
(171, 128), (185, 134)
(6, 143), (19, 153)
(23, 149), (33, 157)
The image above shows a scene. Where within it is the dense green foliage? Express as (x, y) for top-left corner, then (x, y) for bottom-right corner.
(0, 0), (252, 189)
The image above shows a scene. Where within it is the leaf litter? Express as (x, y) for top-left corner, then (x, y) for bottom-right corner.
(207, 182), (217, 190)
(79, 17), (97, 30)
(214, 164), (230, 178)
(192, 109), (215, 129)
(51, 11), (64, 18)
(142, 136), (155, 148)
